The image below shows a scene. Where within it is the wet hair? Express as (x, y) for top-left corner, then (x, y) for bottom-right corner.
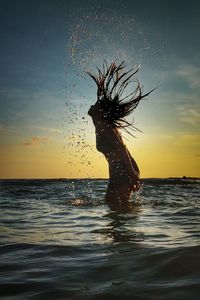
(87, 61), (154, 136)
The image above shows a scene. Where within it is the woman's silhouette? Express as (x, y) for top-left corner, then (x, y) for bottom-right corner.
(87, 62), (153, 211)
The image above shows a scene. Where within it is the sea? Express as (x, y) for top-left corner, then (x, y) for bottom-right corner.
(0, 178), (200, 300)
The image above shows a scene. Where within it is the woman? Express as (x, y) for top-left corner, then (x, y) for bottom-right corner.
(87, 61), (153, 210)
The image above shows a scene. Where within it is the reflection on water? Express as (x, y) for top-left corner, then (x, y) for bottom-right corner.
(0, 179), (200, 299)
(98, 209), (143, 243)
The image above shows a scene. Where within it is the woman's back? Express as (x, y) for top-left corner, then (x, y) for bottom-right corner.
(95, 122), (124, 159)
(95, 123), (139, 181)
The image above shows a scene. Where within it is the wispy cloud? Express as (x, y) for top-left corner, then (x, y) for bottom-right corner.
(177, 64), (200, 89)
(177, 133), (200, 142)
(33, 125), (62, 133)
(22, 136), (48, 147)
(177, 104), (200, 125)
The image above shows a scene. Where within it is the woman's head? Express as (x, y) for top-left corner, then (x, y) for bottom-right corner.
(87, 61), (154, 135)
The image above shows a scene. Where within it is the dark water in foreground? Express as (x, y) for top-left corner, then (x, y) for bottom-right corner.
(0, 178), (200, 300)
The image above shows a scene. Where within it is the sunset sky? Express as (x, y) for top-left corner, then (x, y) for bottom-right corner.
(0, 0), (200, 179)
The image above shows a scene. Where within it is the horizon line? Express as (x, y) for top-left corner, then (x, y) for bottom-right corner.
(0, 176), (199, 180)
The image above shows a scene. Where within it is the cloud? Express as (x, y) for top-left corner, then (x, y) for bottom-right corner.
(22, 136), (48, 147)
(177, 134), (200, 142)
(177, 104), (200, 125)
(177, 64), (200, 89)
(33, 125), (62, 133)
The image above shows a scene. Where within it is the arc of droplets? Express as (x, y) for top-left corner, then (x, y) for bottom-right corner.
(64, 6), (159, 178)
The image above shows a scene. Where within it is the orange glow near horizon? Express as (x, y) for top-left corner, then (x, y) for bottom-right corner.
(0, 131), (199, 179)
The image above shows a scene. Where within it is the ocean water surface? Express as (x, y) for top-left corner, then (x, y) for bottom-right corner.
(0, 178), (200, 300)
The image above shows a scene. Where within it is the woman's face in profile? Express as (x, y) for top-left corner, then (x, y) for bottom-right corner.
(88, 101), (103, 117)
(88, 105), (95, 116)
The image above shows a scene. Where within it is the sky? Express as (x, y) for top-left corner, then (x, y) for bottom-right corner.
(0, 0), (200, 179)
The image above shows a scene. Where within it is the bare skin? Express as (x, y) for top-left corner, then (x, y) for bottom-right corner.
(88, 102), (142, 211)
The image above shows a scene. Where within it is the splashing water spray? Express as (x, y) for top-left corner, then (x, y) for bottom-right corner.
(64, 5), (164, 187)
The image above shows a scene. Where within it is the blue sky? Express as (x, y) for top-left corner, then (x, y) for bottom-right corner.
(0, 0), (200, 178)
